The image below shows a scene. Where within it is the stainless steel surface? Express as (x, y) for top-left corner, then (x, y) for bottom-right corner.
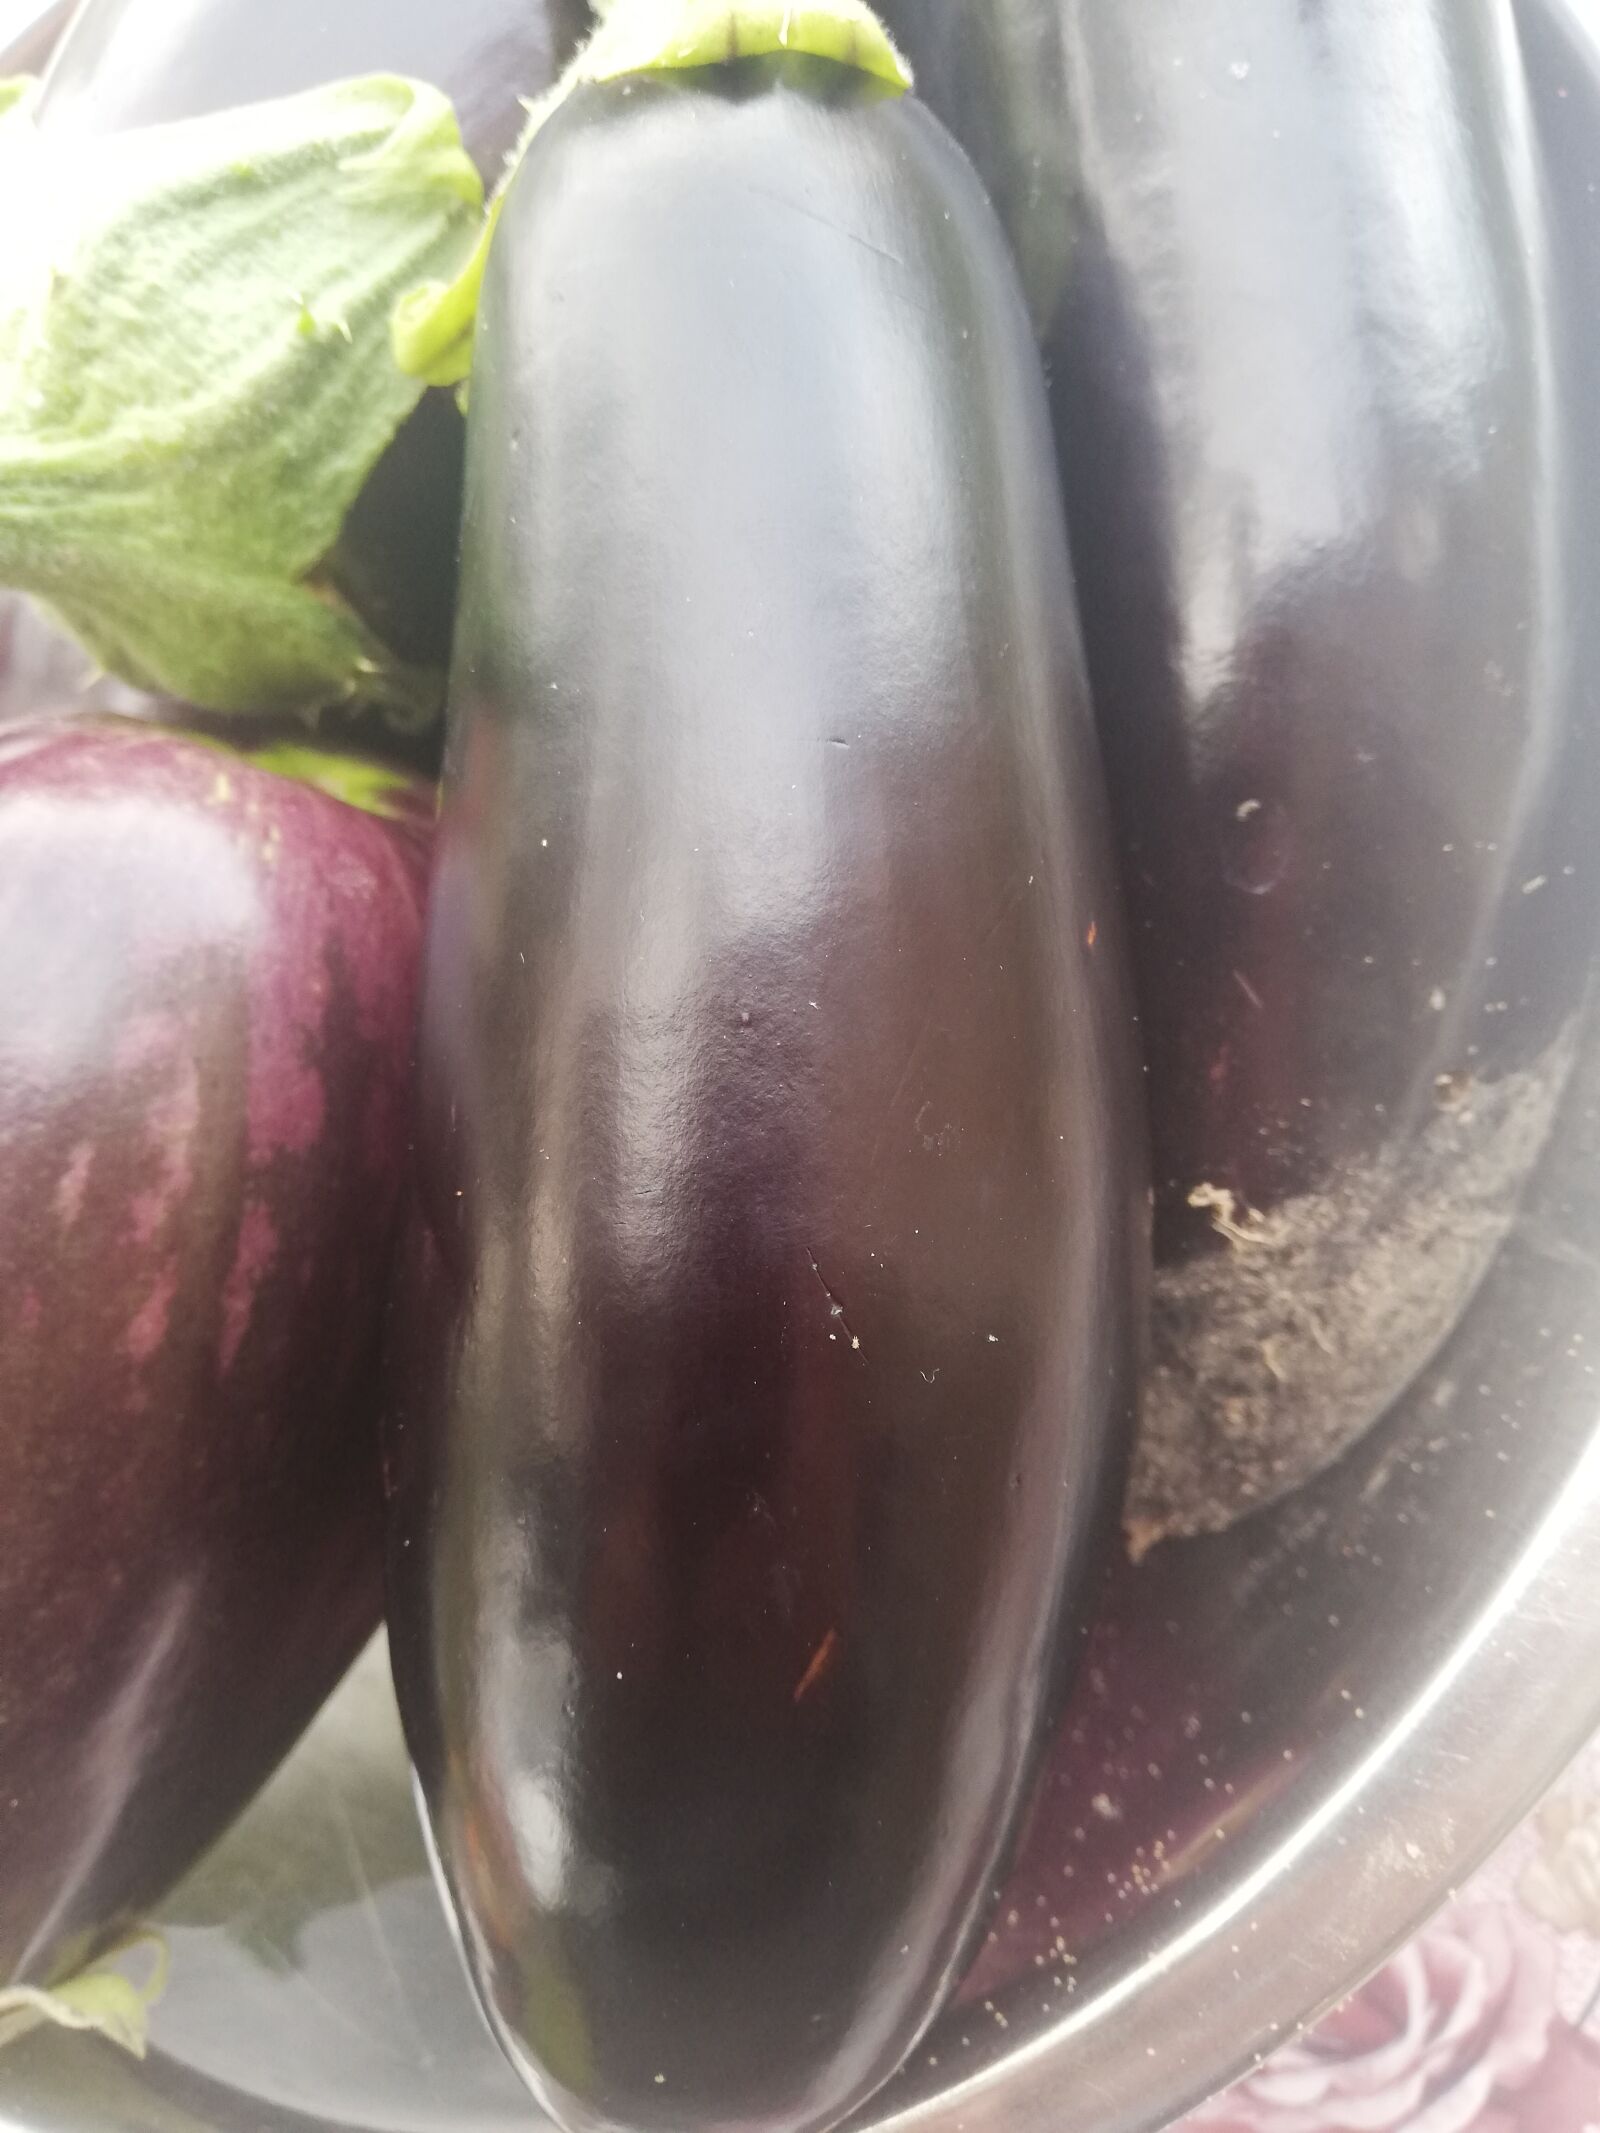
(3, 1), (1600, 2130)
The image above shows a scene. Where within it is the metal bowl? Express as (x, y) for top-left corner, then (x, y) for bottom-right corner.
(4, 3), (1600, 2130)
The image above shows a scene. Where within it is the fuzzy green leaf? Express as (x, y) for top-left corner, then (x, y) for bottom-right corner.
(0, 76), (482, 721)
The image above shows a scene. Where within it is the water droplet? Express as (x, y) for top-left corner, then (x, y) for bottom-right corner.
(1222, 796), (1291, 895)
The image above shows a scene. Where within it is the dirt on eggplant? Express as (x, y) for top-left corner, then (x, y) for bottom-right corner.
(1128, 1037), (1580, 1555)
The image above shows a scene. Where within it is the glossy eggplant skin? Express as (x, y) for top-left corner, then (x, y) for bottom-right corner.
(0, 720), (429, 1989)
(880, 0), (1582, 1544)
(384, 57), (1146, 2133)
(9, 0), (585, 714)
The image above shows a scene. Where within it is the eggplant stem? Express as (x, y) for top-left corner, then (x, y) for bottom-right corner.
(390, 0), (910, 389)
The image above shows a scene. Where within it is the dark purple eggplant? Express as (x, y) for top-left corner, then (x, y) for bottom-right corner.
(0, 719), (429, 1990)
(384, 53), (1146, 2133)
(1, 0), (587, 728)
(878, 0), (1585, 1546)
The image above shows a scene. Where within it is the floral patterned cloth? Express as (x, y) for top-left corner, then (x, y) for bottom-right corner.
(1179, 1737), (1600, 2133)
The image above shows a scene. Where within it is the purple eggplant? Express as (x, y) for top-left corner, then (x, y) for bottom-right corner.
(386, 54), (1144, 2133)
(878, 0), (1583, 1544)
(35, 0), (587, 175)
(0, 718), (429, 1989)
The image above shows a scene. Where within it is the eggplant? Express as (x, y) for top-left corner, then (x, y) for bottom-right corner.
(384, 52), (1145, 2133)
(0, 719), (429, 1990)
(0, 594), (151, 730)
(878, 0), (1584, 1545)
(0, 0), (587, 724)
(36, 0), (587, 171)
(0, 1), (68, 75)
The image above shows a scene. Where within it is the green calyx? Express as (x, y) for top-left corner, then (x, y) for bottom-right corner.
(240, 740), (428, 821)
(0, 76), (482, 723)
(157, 720), (431, 819)
(392, 0), (912, 390)
(583, 0), (911, 86)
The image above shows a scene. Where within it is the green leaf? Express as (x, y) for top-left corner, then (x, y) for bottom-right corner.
(0, 1931), (169, 2061)
(0, 76), (483, 721)
(391, 0), (910, 391)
